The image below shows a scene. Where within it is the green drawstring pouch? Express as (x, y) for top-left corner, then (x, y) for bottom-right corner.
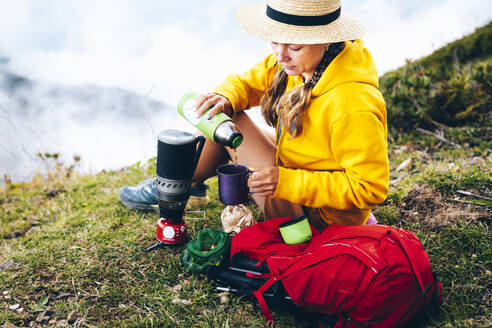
(181, 228), (231, 273)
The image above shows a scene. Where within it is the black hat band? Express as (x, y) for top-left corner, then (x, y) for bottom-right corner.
(266, 5), (341, 27)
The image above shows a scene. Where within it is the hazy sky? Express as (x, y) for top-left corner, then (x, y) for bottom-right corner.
(0, 0), (491, 180)
(1, 0), (491, 105)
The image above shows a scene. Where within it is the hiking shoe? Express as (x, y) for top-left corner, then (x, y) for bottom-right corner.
(119, 178), (210, 211)
(189, 183), (209, 197)
(186, 183), (211, 209)
(119, 178), (158, 211)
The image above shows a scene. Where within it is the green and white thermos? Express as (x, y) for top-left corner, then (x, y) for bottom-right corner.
(177, 92), (243, 148)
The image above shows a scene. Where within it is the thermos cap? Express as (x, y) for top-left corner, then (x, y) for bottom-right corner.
(158, 130), (196, 145)
(228, 132), (243, 148)
(213, 120), (243, 148)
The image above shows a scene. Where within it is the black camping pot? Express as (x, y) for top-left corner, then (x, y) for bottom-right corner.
(156, 130), (205, 222)
(157, 130), (205, 181)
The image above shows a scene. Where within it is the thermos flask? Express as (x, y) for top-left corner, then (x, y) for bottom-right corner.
(177, 92), (243, 148)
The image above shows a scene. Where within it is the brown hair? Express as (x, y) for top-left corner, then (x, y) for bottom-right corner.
(260, 42), (345, 136)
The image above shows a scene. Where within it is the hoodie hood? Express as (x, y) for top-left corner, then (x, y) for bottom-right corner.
(311, 39), (379, 97)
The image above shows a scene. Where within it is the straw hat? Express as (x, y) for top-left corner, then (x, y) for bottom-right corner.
(235, 0), (365, 44)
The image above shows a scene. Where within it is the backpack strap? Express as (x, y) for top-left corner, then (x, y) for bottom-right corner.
(331, 314), (347, 328)
(283, 242), (384, 311)
(327, 226), (434, 297)
(252, 276), (278, 322)
(251, 241), (385, 323)
(388, 229), (433, 297)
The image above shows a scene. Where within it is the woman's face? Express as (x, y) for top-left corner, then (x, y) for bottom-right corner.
(270, 42), (329, 81)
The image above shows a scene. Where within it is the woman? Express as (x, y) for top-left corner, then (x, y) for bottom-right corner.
(121, 0), (389, 231)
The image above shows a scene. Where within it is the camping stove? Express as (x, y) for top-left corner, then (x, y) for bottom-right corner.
(145, 130), (205, 251)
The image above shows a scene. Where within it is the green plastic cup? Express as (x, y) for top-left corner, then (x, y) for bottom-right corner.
(278, 216), (312, 245)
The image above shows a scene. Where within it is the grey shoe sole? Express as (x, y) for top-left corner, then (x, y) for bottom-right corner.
(119, 199), (158, 212)
(119, 182), (209, 212)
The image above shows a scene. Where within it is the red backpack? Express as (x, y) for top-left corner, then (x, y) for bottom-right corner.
(230, 217), (442, 327)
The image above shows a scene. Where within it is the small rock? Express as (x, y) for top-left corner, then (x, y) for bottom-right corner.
(4, 322), (22, 328)
(9, 303), (19, 310)
(472, 157), (485, 166)
(218, 291), (230, 304)
(36, 310), (48, 322)
(16, 308), (23, 313)
(0, 260), (15, 270)
(67, 310), (78, 323)
(2, 291), (9, 295)
(169, 284), (182, 293)
(396, 158), (412, 171)
(172, 298), (190, 305)
(26, 226), (41, 235)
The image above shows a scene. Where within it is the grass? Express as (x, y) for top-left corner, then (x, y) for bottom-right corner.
(1, 21), (491, 326)
(1, 126), (491, 328)
(0, 162), (298, 327)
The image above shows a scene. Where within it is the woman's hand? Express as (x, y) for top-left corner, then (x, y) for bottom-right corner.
(248, 166), (279, 197)
(195, 93), (234, 118)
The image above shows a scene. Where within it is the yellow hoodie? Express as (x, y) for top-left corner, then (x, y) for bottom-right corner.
(214, 39), (389, 225)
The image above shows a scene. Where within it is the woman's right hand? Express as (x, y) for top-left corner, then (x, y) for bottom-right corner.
(195, 93), (233, 118)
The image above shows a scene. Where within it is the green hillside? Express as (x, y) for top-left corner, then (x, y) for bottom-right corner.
(1, 23), (491, 328)
(380, 21), (492, 132)
(419, 21), (492, 69)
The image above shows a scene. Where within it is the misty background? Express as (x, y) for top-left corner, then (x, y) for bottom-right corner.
(0, 0), (491, 182)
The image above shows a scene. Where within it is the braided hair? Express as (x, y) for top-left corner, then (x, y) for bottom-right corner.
(260, 41), (345, 137)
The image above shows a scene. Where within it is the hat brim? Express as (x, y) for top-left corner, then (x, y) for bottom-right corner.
(235, 2), (365, 44)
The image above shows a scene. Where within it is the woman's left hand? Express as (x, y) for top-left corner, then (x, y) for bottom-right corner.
(195, 92), (233, 118)
(248, 166), (279, 197)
